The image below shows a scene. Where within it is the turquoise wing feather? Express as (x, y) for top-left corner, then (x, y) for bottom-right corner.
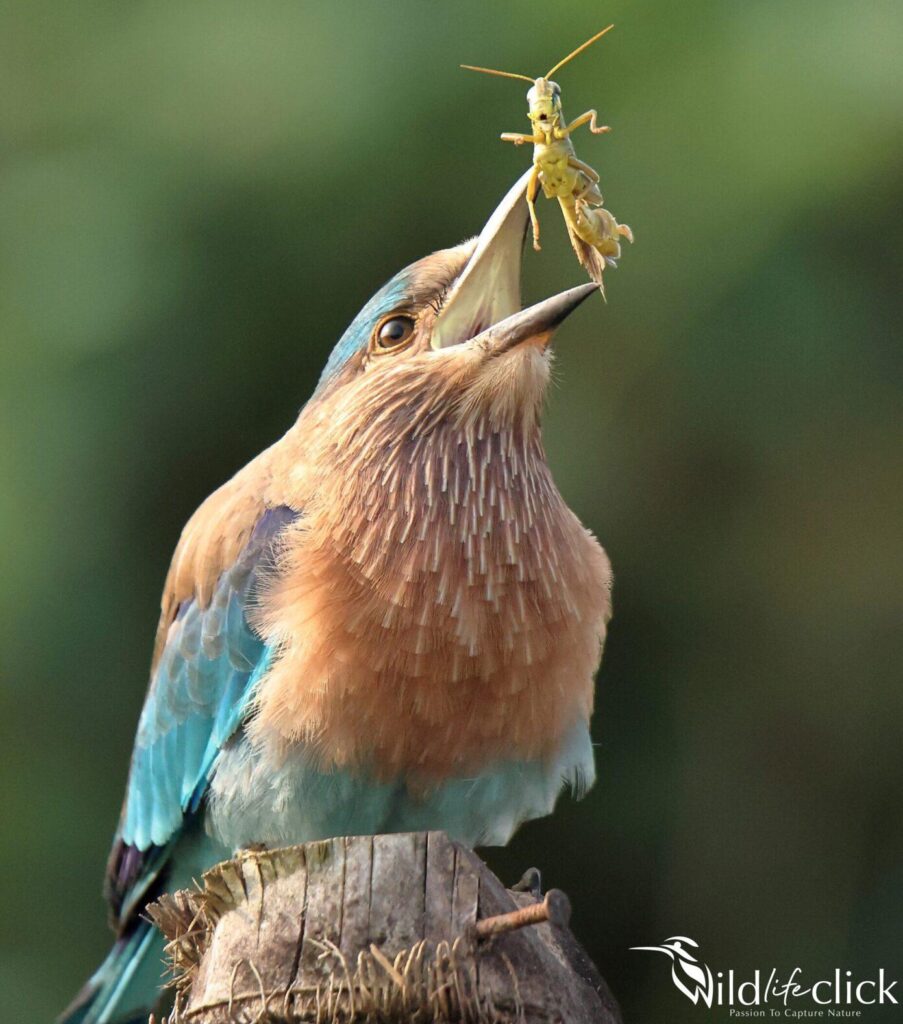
(106, 506), (295, 920)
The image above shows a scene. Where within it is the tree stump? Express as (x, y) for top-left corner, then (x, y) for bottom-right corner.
(148, 831), (620, 1023)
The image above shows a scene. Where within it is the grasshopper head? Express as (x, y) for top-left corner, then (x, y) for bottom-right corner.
(527, 78), (562, 129)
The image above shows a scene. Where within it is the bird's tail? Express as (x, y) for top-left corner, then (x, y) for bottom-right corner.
(58, 920), (168, 1024)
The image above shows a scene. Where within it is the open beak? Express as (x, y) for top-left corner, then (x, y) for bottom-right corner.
(431, 169), (595, 352)
(469, 284), (596, 354)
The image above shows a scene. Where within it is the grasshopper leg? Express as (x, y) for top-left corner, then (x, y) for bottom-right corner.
(501, 131), (540, 146)
(568, 156), (600, 184)
(563, 110), (611, 136)
(526, 165), (542, 251)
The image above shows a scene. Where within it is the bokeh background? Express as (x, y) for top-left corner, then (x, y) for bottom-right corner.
(2, 2), (901, 1021)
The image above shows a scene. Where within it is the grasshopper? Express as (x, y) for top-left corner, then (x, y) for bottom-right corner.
(463, 25), (633, 294)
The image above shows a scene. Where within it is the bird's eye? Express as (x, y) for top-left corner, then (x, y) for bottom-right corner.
(375, 315), (416, 351)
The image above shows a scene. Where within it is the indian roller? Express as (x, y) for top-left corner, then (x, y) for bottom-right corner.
(62, 171), (613, 1023)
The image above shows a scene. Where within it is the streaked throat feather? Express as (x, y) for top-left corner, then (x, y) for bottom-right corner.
(251, 349), (612, 781)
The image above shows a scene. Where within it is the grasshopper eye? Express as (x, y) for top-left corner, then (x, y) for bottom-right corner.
(374, 315), (416, 351)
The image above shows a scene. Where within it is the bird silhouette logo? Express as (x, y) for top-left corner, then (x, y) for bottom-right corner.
(632, 936), (715, 1007)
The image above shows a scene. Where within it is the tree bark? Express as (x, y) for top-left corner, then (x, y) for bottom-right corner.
(149, 831), (621, 1023)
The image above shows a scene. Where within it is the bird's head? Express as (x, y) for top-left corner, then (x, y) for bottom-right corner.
(256, 171), (611, 781)
(307, 170), (594, 447)
(631, 937), (702, 963)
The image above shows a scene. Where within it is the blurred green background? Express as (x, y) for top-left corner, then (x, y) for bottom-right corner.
(2, 1), (901, 1021)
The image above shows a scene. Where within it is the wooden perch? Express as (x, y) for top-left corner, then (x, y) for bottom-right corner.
(148, 831), (621, 1024)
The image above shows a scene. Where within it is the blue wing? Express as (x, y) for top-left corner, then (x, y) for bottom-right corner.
(105, 505), (296, 922)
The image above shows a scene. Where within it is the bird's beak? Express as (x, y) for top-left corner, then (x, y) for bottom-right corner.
(431, 169), (594, 351)
(630, 946), (674, 958)
(469, 284), (596, 354)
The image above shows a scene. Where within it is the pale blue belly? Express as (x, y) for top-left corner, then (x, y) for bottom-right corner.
(206, 721), (595, 850)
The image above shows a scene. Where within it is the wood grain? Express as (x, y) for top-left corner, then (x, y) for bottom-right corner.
(149, 831), (620, 1023)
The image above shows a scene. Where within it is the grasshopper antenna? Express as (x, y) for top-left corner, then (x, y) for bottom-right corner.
(460, 64), (535, 84)
(545, 24), (615, 79)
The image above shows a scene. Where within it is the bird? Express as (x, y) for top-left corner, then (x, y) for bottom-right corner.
(631, 936), (715, 1007)
(61, 170), (613, 1024)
